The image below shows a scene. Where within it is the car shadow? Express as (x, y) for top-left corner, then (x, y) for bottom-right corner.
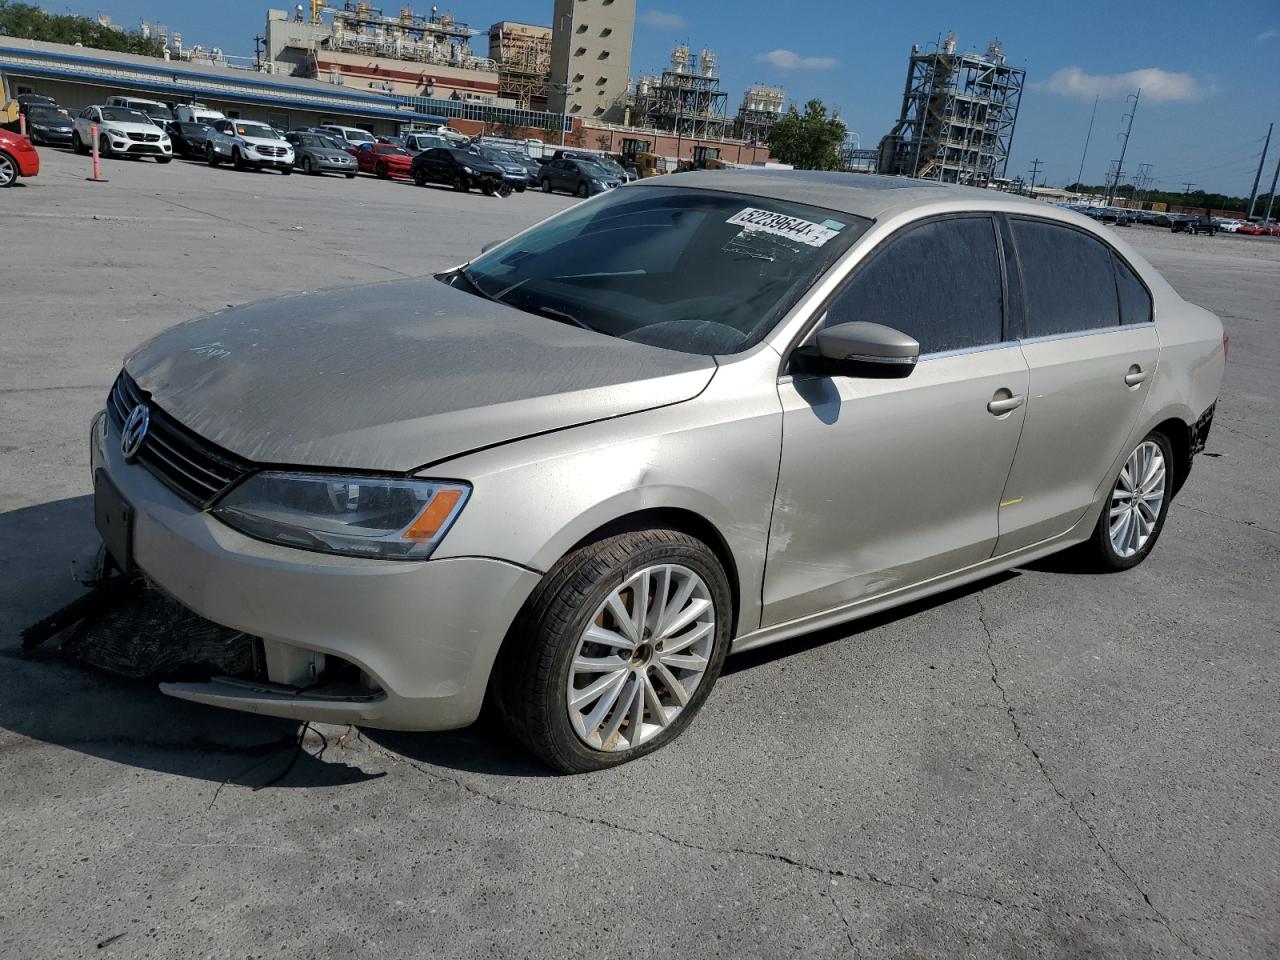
(1, 495), (1023, 783)
(0, 496), (382, 790)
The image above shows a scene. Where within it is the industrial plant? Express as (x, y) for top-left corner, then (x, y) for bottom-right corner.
(877, 32), (1025, 185)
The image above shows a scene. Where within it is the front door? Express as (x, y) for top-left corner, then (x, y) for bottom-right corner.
(763, 215), (1029, 627)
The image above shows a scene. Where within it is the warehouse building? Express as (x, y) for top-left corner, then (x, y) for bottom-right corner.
(0, 36), (445, 135)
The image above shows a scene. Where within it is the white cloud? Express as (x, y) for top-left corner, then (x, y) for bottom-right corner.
(754, 48), (838, 71)
(1258, 29), (1279, 42)
(1042, 66), (1205, 102)
(638, 10), (685, 30)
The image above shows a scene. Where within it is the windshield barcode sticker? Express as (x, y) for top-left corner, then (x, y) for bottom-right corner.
(726, 208), (839, 247)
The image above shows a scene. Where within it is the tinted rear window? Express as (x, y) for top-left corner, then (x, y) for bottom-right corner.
(1113, 254), (1153, 325)
(1011, 219), (1120, 336)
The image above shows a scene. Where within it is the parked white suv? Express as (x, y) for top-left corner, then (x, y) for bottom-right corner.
(175, 103), (225, 125)
(105, 96), (174, 127)
(205, 118), (294, 174)
(72, 106), (173, 162)
(318, 125), (376, 148)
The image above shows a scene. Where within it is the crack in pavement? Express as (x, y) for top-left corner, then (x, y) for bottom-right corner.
(1181, 504), (1280, 539)
(824, 885), (857, 951)
(975, 595), (1208, 959)
(355, 734), (1176, 936)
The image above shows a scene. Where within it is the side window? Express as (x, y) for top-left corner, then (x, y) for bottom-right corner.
(1011, 219), (1120, 336)
(823, 216), (1004, 355)
(1113, 254), (1153, 324)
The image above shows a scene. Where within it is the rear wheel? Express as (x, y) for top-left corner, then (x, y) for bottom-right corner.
(0, 152), (16, 187)
(494, 529), (731, 773)
(1082, 431), (1174, 572)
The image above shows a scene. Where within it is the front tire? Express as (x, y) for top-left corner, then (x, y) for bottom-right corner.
(99, 135), (113, 159)
(452, 173), (469, 192)
(576, 182), (590, 198)
(156, 156), (171, 164)
(1083, 431), (1174, 571)
(303, 157), (315, 175)
(72, 131), (87, 154)
(0, 152), (16, 187)
(376, 162), (389, 179)
(494, 529), (731, 773)
(206, 145), (221, 167)
(540, 178), (552, 193)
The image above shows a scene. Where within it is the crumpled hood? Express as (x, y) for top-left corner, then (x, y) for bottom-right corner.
(125, 278), (716, 472)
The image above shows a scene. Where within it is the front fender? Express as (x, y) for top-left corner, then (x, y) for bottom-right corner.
(428, 356), (783, 635)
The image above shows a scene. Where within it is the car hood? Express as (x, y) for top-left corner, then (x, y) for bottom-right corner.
(124, 278), (716, 472)
(101, 121), (165, 135)
(241, 135), (290, 149)
(312, 149), (352, 160)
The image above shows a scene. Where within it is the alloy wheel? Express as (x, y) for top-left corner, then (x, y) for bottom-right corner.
(0, 153), (15, 187)
(566, 563), (716, 752)
(1109, 440), (1167, 558)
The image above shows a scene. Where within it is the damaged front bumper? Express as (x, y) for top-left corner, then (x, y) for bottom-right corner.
(90, 410), (542, 730)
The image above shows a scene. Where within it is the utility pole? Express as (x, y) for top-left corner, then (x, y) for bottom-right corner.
(1247, 121), (1273, 219)
(1105, 88), (1140, 205)
(1264, 153), (1280, 225)
(1076, 94), (1098, 191)
(1028, 157), (1043, 191)
(1182, 182), (1196, 195)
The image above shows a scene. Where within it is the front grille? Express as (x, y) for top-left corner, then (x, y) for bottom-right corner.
(256, 145), (287, 157)
(107, 373), (250, 508)
(127, 132), (161, 143)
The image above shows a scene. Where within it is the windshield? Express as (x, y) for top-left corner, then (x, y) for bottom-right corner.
(139, 103), (174, 120)
(378, 145), (410, 156)
(236, 122), (281, 140)
(479, 147), (516, 163)
(456, 187), (870, 356)
(27, 106), (66, 123)
(101, 108), (150, 124)
(345, 129), (375, 142)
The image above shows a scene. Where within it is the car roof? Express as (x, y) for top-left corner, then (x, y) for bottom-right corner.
(632, 169), (1053, 222)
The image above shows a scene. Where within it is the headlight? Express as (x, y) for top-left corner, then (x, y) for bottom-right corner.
(107, 128), (126, 138)
(462, 165), (473, 174)
(592, 179), (605, 188)
(213, 472), (470, 560)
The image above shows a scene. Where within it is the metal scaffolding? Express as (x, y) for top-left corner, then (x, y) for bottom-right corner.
(878, 33), (1024, 185)
(489, 22), (551, 109)
(734, 83), (784, 143)
(632, 45), (731, 140)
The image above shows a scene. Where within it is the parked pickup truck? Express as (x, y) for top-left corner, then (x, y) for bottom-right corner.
(206, 118), (294, 174)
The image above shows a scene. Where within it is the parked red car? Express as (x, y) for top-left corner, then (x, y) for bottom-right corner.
(355, 142), (413, 179)
(1235, 222), (1266, 236)
(0, 128), (39, 187)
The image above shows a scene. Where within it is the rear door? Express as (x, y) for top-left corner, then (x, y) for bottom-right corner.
(993, 216), (1160, 554)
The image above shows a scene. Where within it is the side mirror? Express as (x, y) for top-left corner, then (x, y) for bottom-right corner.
(800, 321), (920, 379)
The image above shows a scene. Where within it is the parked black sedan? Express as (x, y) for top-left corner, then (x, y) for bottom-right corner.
(22, 103), (75, 147)
(165, 121), (214, 159)
(410, 147), (508, 195)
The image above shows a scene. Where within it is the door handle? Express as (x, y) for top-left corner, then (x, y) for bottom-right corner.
(987, 390), (1026, 415)
(1124, 365), (1149, 387)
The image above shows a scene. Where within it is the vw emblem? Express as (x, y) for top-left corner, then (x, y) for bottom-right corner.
(120, 404), (150, 461)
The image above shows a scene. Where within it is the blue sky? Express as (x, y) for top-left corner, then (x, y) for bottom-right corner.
(49, 0), (1280, 195)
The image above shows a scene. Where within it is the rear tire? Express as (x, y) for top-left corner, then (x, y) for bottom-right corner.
(494, 529), (732, 774)
(1081, 430), (1174, 572)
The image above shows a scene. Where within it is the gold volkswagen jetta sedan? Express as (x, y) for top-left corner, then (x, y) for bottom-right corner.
(90, 172), (1225, 772)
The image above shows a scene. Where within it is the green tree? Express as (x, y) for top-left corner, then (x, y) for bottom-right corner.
(766, 99), (845, 170)
(0, 1), (165, 56)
